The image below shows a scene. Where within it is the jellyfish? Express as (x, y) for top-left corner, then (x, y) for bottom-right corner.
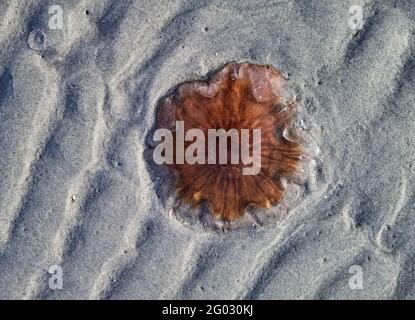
(153, 62), (312, 225)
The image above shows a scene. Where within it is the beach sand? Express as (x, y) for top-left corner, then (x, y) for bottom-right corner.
(0, 0), (414, 299)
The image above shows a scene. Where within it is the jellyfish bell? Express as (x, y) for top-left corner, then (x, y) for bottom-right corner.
(150, 62), (318, 230)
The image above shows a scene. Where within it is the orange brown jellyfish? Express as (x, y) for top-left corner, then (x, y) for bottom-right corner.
(154, 62), (306, 223)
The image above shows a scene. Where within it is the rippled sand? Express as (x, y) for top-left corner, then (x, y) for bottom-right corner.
(0, 0), (414, 299)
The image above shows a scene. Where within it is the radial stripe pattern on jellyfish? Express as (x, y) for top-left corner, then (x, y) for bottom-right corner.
(154, 62), (308, 223)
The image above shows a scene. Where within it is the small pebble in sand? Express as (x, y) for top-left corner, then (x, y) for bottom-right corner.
(27, 29), (47, 51)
